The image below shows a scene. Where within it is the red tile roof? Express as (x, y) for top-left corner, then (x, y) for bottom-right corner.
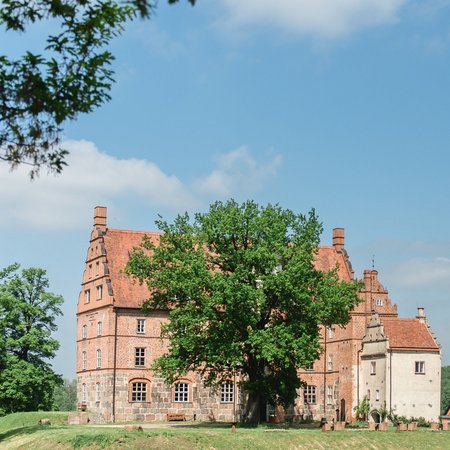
(382, 318), (439, 351)
(103, 229), (352, 308)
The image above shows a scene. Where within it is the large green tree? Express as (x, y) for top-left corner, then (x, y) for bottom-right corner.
(0, 0), (195, 177)
(0, 263), (63, 413)
(126, 200), (361, 423)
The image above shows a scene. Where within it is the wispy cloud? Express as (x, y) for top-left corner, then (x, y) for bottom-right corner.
(389, 257), (450, 288)
(219, 0), (409, 39)
(194, 146), (282, 197)
(0, 141), (281, 230)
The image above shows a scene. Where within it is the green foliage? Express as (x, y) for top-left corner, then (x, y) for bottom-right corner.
(353, 396), (370, 421)
(53, 378), (77, 411)
(0, 264), (63, 413)
(442, 365), (450, 415)
(126, 200), (361, 422)
(0, 0), (195, 177)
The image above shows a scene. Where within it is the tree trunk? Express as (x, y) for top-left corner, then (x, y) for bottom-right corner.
(244, 390), (264, 424)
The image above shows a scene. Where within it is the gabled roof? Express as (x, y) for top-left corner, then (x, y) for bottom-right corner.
(102, 229), (352, 308)
(382, 318), (440, 352)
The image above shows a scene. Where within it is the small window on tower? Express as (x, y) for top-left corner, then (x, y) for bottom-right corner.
(376, 298), (383, 307)
(97, 321), (102, 336)
(88, 264), (92, 278)
(82, 324), (87, 339)
(96, 261), (99, 275)
(371, 361), (376, 375)
(84, 289), (90, 304)
(96, 285), (102, 300)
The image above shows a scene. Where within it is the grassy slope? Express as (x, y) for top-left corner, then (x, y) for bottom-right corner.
(1, 413), (450, 449)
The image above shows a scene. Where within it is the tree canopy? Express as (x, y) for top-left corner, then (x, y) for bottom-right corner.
(0, 263), (63, 413)
(0, 0), (195, 177)
(126, 200), (361, 422)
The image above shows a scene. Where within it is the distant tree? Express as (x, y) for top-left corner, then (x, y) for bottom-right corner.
(53, 378), (77, 411)
(442, 365), (450, 414)
(0, 0), (195, 177)
(0, 264), (63, 413)
(126, 200), (361, 423)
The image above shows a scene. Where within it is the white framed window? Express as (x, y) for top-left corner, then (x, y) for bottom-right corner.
(327, 385), (333, 404)
(82, 383), (87, 402)
(96, 285), (102, 300)
(376, 389), (380, 401)
(174, 382), (189, 402)
(84, 289), (90, 304)
(95, 382), (101, 402)
(328, 354), (333, 371)
(82, 324), (87, 339)
(135, 348), (145, 367)
(221, 382), (234, 403)
(97, 321), (102, 336)
(376, 298), (383, 307)
(96, 349), (102, 368)
(136, 319), (145, 334)
(304, 385), (317, 404)
(82, 351), (87, 370)
(131, 382), (147, 402)
(370, 361), (376, 375)
(415, 361), (425, 374)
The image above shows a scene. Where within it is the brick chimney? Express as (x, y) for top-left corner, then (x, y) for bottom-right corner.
(93, 206), (107, 232)
(332, 228), (345, 253)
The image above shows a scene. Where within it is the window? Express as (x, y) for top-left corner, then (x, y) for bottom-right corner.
(305, 362), (314, 371)
(96, 349), (102, 368)
(367, 389), (371, 400)
(88, 264), (92, 278)
(328, 354), (333, 371)
(82, 324), (87, 339)
(376, 298), (383, 307)
(131, 382), (147, 402)
(376, 389), (380, 401)
(82, 383), (87, 402)
(96, 261), (100, 275)
(415, 361), (425, 374)
(221, 382), (234, 403)
(370, 361), (376, 375)
(135, 348), (145, 367)
(304, 385), (317, 404)
(84, 289), (90, 304)
(136, 319), (145, 334)
(96, 285), (102, 300)
(327, 327), (335, 339)
(174, 382), (189, 402)
(95, 383), (100, 402)
(327, 385), (333, 404)
(82, 351), (87, 370)
(97, 321), (102, 336)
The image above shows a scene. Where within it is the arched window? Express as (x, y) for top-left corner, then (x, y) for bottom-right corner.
(82, 324), (87, 339)
(82, 351), (87, 370)
(96, 349), (102, 368)
(173, 382), (189, 402)
(129, 380), (149, 402)
(97, 321), (102, 336)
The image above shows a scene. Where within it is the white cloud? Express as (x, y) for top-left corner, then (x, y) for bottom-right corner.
(390, 257), (450, 288)
(0, 141), (281, 230)
(220, 0), (409, 38)
(195, 146), (282, 197)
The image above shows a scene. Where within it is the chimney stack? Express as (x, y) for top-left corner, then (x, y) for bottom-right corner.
(93, 206), (107, 232)
(332, 228), (345, 253)
(416, 307), (426, 323)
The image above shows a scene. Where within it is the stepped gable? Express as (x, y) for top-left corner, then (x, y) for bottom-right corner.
(382, 317), (440, 352)
(103, 228), (161, 308)
(314, 247), (353, 281)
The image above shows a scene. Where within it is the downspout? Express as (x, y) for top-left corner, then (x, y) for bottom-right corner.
(112, 307), (118, 423)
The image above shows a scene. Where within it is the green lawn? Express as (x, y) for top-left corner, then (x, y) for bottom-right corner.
(1, 412), (450, 449)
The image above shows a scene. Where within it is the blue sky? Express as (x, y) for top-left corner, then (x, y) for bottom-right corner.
(1, 0), (450, 378)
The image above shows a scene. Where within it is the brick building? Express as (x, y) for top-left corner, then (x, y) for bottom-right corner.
(76, 206), (441, 423)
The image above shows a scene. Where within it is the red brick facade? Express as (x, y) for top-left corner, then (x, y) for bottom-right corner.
(76, 206), (433, 423)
